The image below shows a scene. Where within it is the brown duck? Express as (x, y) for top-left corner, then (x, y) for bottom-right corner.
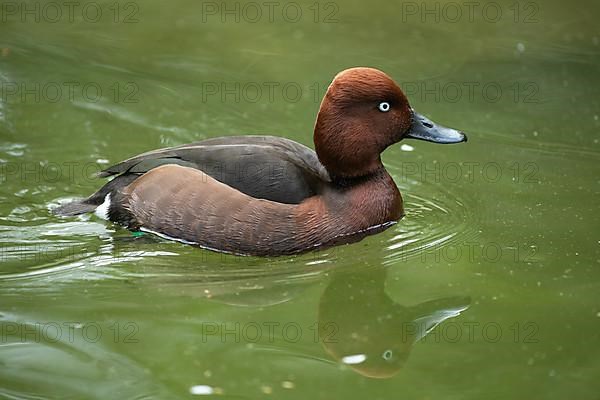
(55, 67), (467, 256)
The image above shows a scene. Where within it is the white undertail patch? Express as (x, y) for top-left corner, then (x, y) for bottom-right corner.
(94, 193), (111, 220)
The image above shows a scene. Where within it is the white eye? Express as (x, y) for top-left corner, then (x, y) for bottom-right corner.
(378, 102), (390, 112)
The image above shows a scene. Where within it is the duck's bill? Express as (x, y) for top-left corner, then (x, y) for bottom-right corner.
(406, 111), (467, 144)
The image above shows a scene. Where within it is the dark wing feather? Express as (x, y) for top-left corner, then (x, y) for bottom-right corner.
(98, 135), (329, 204)
(54, 136), (329, 216)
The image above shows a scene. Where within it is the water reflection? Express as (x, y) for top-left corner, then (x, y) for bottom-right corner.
(152, 260), (471, 380)
(318, 266), (470, 378)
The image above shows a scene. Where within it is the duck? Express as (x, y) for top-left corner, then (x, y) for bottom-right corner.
(55, 67), (467, 256)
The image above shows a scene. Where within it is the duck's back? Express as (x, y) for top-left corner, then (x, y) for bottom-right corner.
(100, 135), (330, 204)
(55, 136), (330, 217)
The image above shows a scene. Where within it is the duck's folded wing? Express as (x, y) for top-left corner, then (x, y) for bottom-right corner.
(99, 135), (329, 204)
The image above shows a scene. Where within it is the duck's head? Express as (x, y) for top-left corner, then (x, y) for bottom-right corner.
(314, 67), (467, 180)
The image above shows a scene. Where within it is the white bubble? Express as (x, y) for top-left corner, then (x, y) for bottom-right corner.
(189, 385), (214, 395)
(261, 385), (273, 394)
(281, 381), (295, 389)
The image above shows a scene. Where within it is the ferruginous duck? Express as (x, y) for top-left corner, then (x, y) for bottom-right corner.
(55, 67), (467, 256)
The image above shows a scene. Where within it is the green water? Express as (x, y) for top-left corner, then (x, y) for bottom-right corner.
(1, 0), (599, 398)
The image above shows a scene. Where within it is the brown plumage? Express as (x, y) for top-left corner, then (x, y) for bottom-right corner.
(118, 164), (402, 256)
(55, 67), (467, 256)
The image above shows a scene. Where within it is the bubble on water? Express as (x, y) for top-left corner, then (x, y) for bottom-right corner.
(281, 381), (295, 389)
(516, 42), (525, 53)
(189, 385), (214, 395)
(261, 386), (273, 395)
(400, 144), (414, 152)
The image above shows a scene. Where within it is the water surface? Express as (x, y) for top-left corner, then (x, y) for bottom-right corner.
(1, 0), (599, 398)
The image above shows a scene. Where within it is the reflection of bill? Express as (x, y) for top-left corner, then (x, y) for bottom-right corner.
(318, 267), (470, 378)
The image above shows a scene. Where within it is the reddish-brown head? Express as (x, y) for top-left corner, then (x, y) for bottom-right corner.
(314, 67), (467, 181)
(314, 67), (412, 179)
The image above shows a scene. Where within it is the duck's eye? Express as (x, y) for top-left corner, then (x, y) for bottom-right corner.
(378, 102), (391, 112)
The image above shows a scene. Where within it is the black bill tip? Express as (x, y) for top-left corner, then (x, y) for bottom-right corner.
(405, 111), (467, 144)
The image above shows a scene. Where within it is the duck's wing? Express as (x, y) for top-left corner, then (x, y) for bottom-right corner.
(99, 135), (329, 204)
(55, 136), (330, 216)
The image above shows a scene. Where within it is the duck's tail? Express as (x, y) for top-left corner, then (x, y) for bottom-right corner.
(53, 200), (99, 216)
(53, 174), (140, 217)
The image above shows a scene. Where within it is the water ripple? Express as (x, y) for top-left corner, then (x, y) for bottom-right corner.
(383, 167), (480, 266)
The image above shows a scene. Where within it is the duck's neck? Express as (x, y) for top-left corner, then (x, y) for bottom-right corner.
(330, 166), (388, 189)
(325, 166), (404, 226)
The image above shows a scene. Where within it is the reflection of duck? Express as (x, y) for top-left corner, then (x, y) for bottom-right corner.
(132, 254), (469, 381)
(318, 266), (470, 378)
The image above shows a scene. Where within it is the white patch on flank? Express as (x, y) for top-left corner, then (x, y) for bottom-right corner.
(94, 193), (111, 220)
(139, 227), (250, 256)
(140, 227), (198, 246)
